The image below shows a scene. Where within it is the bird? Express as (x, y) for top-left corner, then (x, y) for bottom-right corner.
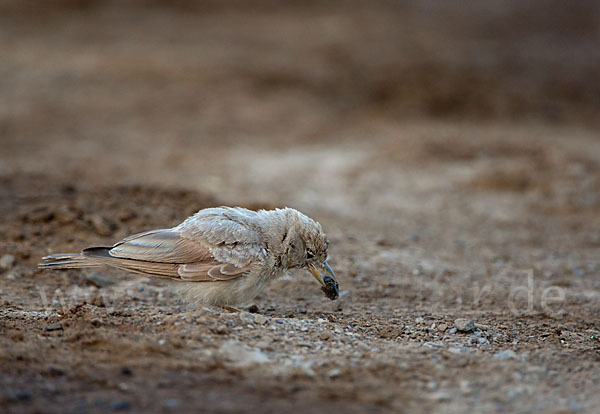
(39, 207), (339, 309)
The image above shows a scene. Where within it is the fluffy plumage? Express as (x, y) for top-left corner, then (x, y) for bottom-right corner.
(39, 207), (338, 306)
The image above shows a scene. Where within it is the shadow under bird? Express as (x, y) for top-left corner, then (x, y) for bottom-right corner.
(39, 207), (339, 308)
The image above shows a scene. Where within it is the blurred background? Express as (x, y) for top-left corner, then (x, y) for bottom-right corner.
(2, 0), (599, 198)
(1, 1), (600, 413)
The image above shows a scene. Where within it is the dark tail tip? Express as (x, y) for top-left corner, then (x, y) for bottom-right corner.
(82, 247), (113, 258)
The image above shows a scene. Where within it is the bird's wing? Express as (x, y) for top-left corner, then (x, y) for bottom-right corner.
(176, 207), (268, 268)
(110, 229), (210, 263)
(83, 229), (252, 282)
(177, 207), (265, 247)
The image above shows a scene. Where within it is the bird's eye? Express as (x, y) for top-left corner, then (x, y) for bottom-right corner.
(306, 249), (314, 259)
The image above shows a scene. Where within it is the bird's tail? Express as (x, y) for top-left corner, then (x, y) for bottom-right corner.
(38, 253), (101, 270)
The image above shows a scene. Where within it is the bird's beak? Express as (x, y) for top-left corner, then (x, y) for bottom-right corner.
(307, 261), (339, 300)
(306, 262), (326, 286)
(307, 261), (338, 286)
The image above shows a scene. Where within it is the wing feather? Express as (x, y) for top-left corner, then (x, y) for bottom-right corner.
(82, 228), (252, 282)
(109, 229), (211, 263)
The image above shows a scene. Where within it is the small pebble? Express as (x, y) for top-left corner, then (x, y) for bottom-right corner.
(328, 369), (342, 378)
(454, 318), (475, 333)
(253, 314), (268, 325)
(494, 350), (518, 359)
(109, 400), (130, 411)
(0, 254), (15, 270)
(429, 391), (451, 401)
(46, 365), (65, 376)
(437, 323), (448, 332)
(320, 332), (333, 341)
(220, 340), (269, 366)
(14, 390), (32, 401)
(448, 328), (458, 334)
(92, 296), (105, 307)
(46, 322), (63, 332)
(239, 312), (255, 325)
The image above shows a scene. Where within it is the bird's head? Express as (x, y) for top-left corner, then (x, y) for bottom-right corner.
(278, 209), (339, 300)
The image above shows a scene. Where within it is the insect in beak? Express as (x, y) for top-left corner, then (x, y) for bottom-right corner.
(306, 261), (339, 300)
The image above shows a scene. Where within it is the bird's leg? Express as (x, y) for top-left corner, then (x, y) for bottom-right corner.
(221, 305), (241, 313)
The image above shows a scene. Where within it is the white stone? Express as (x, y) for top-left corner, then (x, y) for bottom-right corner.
(221, 341), (270, 366)
(0, 254), (15, 270)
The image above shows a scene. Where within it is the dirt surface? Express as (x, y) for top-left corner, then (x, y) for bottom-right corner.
(1, 1), (600, 413)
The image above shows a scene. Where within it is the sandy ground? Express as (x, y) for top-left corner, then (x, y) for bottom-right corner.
(1, 1), (600, 413)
